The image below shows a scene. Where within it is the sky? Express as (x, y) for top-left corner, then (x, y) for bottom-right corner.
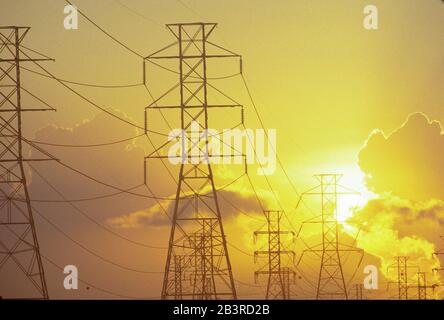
(0, 0), (443, 299)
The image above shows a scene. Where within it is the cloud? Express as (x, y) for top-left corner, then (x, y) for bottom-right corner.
(351, 113), (444, 297)
(350, 196), (444, 245)
(7, 110), (179, 299)
(348, 196), (443, 296)
(358, 112), (444, 201)
(107, 189), (265, 228)
(28, 110), (177, 220)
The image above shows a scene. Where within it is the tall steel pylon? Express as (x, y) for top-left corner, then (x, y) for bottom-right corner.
(416, 272), (427, 300)
(299, 174), (362, 300)
(387, 256), (418, 300)
(388, 260), (435, 300)
(254, 210), (295, 299)
(433, 236), (444, 273)
(315, 174), (347, 299)
(0, 26), (55, 299)
(353, 283), (363, 300)
(396, 256), (409, 300)
(144, 22), (242, 300)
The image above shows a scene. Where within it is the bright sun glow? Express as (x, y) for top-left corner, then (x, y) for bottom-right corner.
(336, 166), (376, 227)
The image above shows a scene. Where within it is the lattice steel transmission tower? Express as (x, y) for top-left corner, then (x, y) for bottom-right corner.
(396, 256), (409, 300)
(416, 272), (427, 300)
(387, 256), (418, 300)
(433, 236), (444, 273)
(144, 23), (242, 300)
(0, 26), (55, 299)
(254, 210), (295, 299)
(298, 174), (362, 300)
(354, 283), (363, 300)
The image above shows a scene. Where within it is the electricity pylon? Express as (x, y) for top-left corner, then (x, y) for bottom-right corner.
(387, 256), (419, 300)
(395, 256), (408, 300)
(354, 283), (363, 300)
(432, 236), (444, 273)
(297, 174), (362, 300)
(254, 210), (295, 299)
(144, 23), (242, 300)
(416, 272), (427, 300)
(0, 26), (55, 299)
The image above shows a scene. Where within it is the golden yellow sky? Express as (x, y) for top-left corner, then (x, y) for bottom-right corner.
(1, 0), (443, 299)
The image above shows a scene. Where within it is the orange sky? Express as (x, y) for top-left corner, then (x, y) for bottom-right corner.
(0, 0), (443, 299)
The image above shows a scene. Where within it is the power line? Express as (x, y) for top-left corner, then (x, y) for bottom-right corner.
(3, 218), (151, 299)
(64, 0), (144, 58)
(19, 32), (268, 265)
(145, 59), (241, 80)
(18, 139), (179, 201)
(29, 163), (167, 250)
(33, 4), (311, 296)
(28, 172), (245, 204)
(240, 73), (319, 237)
(29, 162), (250, 253)
(29, 185), (147, 203)
(17, 46), (167, 136)
(65, 0), (281, 230)
(33, 204), (164, 274)
(55, 158), (178, 200)
(164, 3), (311, 292)
(112, 0), (163, 28)
(241, 73), (301, 198)
(16, 36), (195, 246)
(229, 242), (254, 257)
(29, 132), (145, 148)
(242, 126), (298, 234)
(20, 63), (143, 88)
(41, 254), (150, 299)
(175, 0), (205, 20)
(235, 278), (265, 288)
(5, 5), (319, 298)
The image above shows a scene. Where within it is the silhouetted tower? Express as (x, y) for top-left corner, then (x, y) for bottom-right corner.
(254, 210), (295, 299)
(396, 256), (409, 300)
(433, 236), (444, 273)
(387, 256), (423, 300)
(354, 283), (363, 300)
(144, 23), (242, 300)
(417, 272), (427, 300)
(173, 255), (185, 299)
(388, 256), (409, 300)
(280, 267), (295, 299)
(305, 174), (349, 299)
(0, 26), (55, 299)
(297, 174), (362, 300)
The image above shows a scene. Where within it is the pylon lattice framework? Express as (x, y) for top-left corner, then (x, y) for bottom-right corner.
(416, 271), (427, 300)
(300, 174), (362, 300)
(387, 256), (421, 300)
(354, 283), (363, 300)
(144, 22), (242, 300)
(0, 26), (54, 299)
(396, 256), (408, 300)
(254, 210), (295, 300)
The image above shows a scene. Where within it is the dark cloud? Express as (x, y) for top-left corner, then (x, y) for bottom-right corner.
(358, 113), (444, 201)
(108, 189), (264, 228)
(350, 197), (444, 241)
(10, 111), (177, 299)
